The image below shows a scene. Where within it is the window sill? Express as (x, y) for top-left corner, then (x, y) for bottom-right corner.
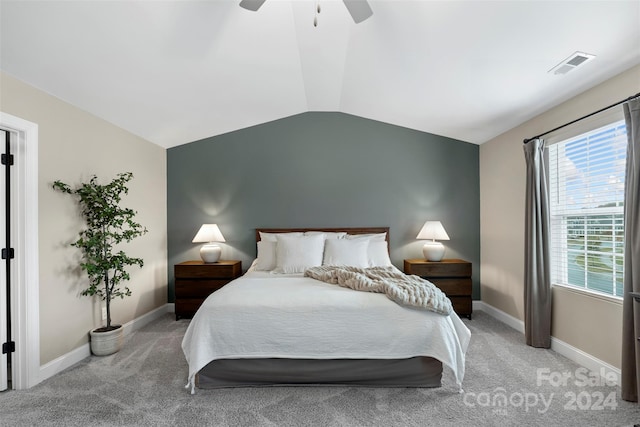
(552, 283), (623, 305)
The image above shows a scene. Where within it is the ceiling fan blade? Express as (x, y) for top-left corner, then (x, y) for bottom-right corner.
(239, 0), (267, 12)
(343, 0), (373, 23)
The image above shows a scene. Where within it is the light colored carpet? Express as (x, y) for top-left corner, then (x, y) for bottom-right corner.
(0, 311), (639, 426)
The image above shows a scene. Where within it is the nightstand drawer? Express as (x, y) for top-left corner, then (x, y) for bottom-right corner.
(428, 278), (472, 296)
(449, 297), (472, 315)
(175, 299), (211, 317)
(175, 279), (229, 298)
(175, 262), (240, 279)
(404, 259), (471, 277)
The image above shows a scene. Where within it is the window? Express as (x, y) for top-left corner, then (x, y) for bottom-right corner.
(548, 119), (627, 297)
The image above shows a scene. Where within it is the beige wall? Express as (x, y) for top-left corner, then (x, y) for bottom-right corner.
(0, 72), (167, 365)
(480, 64), (640, 368)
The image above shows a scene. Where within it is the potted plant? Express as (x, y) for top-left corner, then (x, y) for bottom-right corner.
(53, 172), (147, 356)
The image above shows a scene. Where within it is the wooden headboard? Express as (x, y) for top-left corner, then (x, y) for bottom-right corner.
(256, 227), (390, 242)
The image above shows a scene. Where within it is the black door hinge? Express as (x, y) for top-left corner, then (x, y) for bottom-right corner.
(1, 153), (13, 166)
(2, 341), (15, 354)
(1, 248), (14, 259)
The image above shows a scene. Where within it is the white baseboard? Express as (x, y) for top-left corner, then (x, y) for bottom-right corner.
(39, 303), (174, 384)
(549, 336), (620, 386)
(473, 301), (524, 333)
(474, 301), (620, 386)
(38, 342), (91, 383)
(121, 304), (174, 336)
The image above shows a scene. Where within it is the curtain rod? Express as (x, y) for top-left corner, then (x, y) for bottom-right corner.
(523, 91), (640, 144)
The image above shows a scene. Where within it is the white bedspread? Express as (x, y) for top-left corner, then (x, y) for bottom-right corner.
(181, 271), (471, 392)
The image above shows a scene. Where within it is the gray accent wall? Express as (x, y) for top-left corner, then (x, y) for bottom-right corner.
(167, 112), (480, 301)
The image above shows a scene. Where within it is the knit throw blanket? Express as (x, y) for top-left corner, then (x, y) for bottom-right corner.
(304, 266), (453, 316)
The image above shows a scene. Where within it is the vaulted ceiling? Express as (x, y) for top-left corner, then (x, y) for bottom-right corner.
(1, 0), (639, 148)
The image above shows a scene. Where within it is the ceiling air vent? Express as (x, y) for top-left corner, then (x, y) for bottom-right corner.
(549, 51), (596, 75)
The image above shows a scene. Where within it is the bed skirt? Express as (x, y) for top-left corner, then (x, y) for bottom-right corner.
(195, 357), (443, 388)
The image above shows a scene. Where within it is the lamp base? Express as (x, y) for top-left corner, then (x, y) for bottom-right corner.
(200, 244), (222, 263)
(423, 241), (445, 262)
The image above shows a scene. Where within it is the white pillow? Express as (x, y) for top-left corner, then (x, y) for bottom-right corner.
(259, 231), (304, 242)
(368, 240), (392, 267)
(274, 234), (325, 274)
(322, 238), (370, 268)
(345, 232), (387, 242)
(253, 241), (277, 271)
(304, 231), (347, 240)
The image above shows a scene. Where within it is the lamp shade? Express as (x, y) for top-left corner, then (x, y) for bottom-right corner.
(416, 221), (449, 262)
(192, 224), (226, 243)
(416, 221), (450, 241)
(192, 224), (225, 263)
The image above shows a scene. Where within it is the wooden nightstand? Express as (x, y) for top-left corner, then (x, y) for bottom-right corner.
(174, 260), (242, 320)
(404, 259), (472, 319)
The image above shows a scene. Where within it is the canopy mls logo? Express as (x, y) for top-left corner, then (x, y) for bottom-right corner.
(537, 367), (618, 388)
(549, 51), (596, 75)
(463, 367), (619, 415)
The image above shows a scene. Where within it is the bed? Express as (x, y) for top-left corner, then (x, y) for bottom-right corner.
(181, 227), (471, 393)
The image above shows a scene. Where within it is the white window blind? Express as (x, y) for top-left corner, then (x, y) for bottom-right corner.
(548, 119), (627, 297)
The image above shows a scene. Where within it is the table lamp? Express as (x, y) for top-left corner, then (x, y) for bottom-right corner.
(416, 221), (450, 261)
(192, 224), (225, 263)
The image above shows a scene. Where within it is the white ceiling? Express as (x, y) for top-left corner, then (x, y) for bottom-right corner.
(1, 0), (639, 149)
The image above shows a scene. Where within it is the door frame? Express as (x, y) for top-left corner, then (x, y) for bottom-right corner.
(0, 111), (39, 389)
(0, 130), (7, 391)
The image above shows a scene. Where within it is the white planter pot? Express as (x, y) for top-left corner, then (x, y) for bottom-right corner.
(89, 325), (123, 356)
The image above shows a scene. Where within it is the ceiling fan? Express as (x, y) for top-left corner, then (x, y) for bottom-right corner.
(239, 0), (373, 24)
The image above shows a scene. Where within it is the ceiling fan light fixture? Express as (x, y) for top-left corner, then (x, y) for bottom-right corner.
(343, 0), (373, 23)
(239, 0), (372, 24)
(239, 0), (267, 12)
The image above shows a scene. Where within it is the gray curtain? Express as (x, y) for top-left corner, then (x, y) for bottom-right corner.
(523, 138), (552, 348)
(621, 98), (640, 402)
